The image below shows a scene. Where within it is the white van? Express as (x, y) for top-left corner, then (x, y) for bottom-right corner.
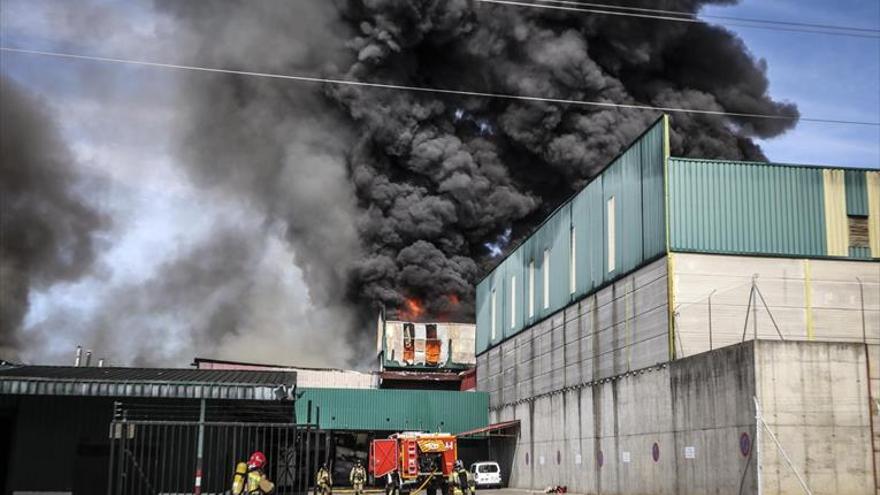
(470, 461), (502, 488)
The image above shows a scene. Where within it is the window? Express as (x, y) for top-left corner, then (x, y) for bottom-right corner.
(607, 196), (616, 272)
(849, 215), (869, 249)
(510, 275), (517, 328)
(569, 226), (576, 294)
(425, 323), (437, 339)
(490, 289), (497, 340)
(528, 260), (535, 318)
(542, 249), (551, 309)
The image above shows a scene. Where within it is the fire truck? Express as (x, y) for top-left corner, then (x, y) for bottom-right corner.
(370, 432), (458, 495)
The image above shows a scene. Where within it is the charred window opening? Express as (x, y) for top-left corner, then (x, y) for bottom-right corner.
(403, 323), (416, 364)
(425, 324), (437, 340)
(849, 216), (869, 248)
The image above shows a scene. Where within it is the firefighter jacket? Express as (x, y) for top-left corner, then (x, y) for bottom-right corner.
(317, 467), (332, 487)
(233, 463), (275, 494)
(350, 465), (367, 485)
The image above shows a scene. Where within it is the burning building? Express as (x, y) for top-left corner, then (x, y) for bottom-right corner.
(376, 311), (476, 390)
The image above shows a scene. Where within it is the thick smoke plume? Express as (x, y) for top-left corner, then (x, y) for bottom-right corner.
(160, 0), (795, 323)
(2, 0), (797, 366)
(0, 77), (106, 358)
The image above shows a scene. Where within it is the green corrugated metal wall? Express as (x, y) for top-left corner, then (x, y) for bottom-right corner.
(295, 388), (488, 433)
(476, 118), (666, 354)
(845, 170), (868, 216)
(667, 159), (828, 257)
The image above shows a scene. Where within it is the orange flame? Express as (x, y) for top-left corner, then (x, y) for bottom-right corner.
(447, 294), (460, 306)
(398, 297), (425, 320)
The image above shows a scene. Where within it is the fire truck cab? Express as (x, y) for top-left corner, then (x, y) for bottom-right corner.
(370, 432), (458, 495)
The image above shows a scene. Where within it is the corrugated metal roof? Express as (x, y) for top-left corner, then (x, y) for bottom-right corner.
(295, 388), (488, 433)
(194, 358), (378, 389)
(0, 366), (296, 400)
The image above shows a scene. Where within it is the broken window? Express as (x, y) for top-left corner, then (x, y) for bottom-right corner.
(425, 323), (437, 340)
(849, 215), (869, 248)
(403, 323), (415, 364)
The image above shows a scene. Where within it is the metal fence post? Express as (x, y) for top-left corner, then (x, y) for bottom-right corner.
(194, 399), (206, 495)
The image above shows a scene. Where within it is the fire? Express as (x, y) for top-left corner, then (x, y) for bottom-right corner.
(447, 294), (460, 306)
(399, 297), (425, 320)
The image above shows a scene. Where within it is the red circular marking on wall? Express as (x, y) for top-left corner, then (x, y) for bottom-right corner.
(652, 442), (660, 462)
(740, 432), (751, 457)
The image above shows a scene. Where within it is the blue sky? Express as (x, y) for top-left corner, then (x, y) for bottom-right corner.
(701, 0), (879, 168)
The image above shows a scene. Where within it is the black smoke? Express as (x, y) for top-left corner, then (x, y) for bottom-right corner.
(2, 0), (798, 366)
(0, 77), (107, 357)
(159, 0), (796, 328)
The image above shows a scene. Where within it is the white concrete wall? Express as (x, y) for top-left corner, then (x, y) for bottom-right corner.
(869, 344), (880, 495)
(672, 253), (879, 357)
(484, 341), (876, 495)
(755, 341), (875, 495)
(489, 342), (756, 494)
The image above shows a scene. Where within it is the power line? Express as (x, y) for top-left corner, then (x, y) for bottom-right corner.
(2, 46), (878, 126)
(531, 0), (880, 35)
(476, 0), (880, 39)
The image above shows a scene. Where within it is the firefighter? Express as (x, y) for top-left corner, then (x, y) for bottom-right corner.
(350, 460), (367, 495)
(232, 451), (275, 494)
(450, 460), (473, 495)
(447, 461), (464, 495)
(315, 462), (332, 495)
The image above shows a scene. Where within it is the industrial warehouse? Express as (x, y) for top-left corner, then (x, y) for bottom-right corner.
(474, 116), (879, 494)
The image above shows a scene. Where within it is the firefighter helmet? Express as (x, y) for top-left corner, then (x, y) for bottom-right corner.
(248, 451), (267, 469)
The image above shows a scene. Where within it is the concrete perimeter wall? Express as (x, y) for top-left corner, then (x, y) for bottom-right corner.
(488, 342), (756, 494)
(477, 258), (669, 411)
(755, 341), (875, 495)
(484, 341), (875, 495)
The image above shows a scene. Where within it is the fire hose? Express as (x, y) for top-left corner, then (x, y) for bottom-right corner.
(410, 470), (437, 495)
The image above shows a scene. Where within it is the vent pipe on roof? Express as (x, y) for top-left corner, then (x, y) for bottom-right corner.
(85, 350), (92, 367)
(74, 346), (82, 367)
(98, 358), (105, 368)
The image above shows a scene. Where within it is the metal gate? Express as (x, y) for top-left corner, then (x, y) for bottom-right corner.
(107, 401), (330, 495)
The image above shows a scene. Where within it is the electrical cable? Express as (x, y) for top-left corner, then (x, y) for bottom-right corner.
(529, 0), (880, 35)
(476, 0), (880, 39)
(3, 46), (878, 127)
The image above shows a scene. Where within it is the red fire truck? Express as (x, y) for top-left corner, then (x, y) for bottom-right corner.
(370, 432), (458, 495)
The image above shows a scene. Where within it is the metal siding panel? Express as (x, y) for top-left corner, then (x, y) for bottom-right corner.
(475, 118), (667, 354)
(475, 280), (490, 354)
(845, 170), (868, 216)
(867, 172), (880, 257)
(295, 388), (488, 433)
(669, 159), (828, 257)
(823, 169), (849, 256)
(641, 122), (667, 261)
